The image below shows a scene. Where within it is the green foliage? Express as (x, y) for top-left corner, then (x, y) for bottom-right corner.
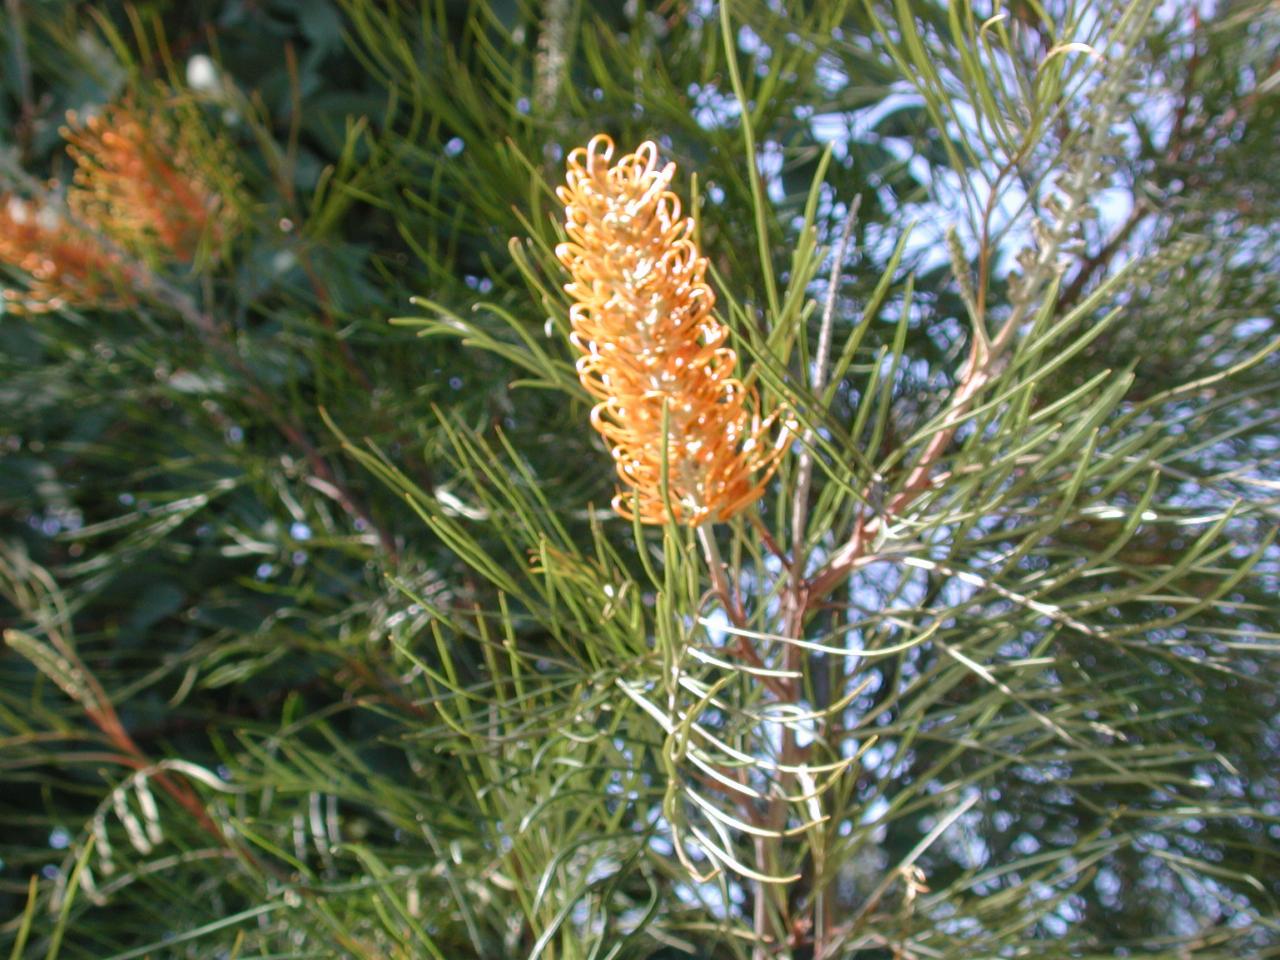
(1, 0), (1278, 958)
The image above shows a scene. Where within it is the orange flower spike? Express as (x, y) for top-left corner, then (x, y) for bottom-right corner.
(62, 100), (233, 263)
(0, 196), (133, 313)
(556, 135), (786, 526)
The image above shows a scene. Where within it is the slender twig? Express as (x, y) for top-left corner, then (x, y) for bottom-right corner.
(974, 159), (1019, 326)
(748, 511), (792, 571)
(698, 524), (744, 625)
(806, 359), (992, 603)
(781, 196), (860, 956)
(698, 525), (790, 700)
(1055, 199), (1149, 313)
(790, 196), (861, 581)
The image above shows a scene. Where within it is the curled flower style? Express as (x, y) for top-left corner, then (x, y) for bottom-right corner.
(63, 98), (237, 263)
(556, 134), (786, 525)
(0, 195), (133, 313)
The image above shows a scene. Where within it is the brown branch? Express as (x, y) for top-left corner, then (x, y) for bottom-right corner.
(21, 621), (225, 843)
(1055, 200), (1150, 314)
(698, 526), (791, 701)
(806, 356), (992, 606)
(748, 511), (792, 572)
(802, 5), (1225, 609)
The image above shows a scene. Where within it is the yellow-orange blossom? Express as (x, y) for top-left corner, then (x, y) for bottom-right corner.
(556, 135), (785, 525)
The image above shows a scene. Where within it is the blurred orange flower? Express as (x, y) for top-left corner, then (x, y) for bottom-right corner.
(556, 134), (785, 525)
(63, 98), (237, 263)
(0, 196), (133, 313)
(1, 94), (240, 311)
